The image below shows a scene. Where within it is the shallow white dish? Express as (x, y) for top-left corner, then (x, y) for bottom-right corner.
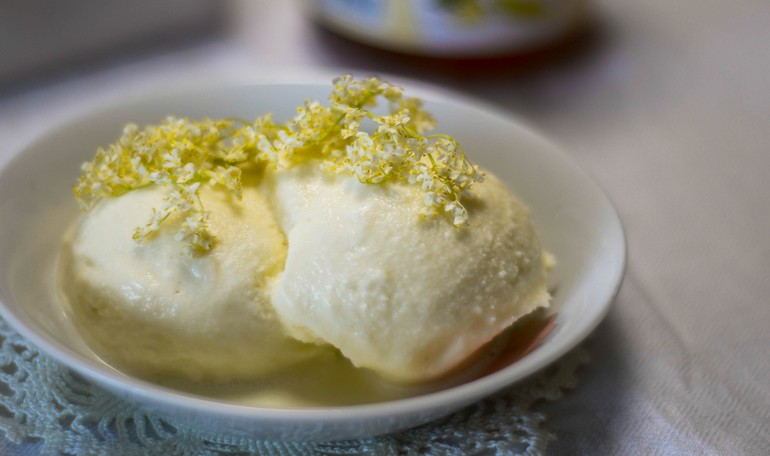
(0, 79), (625, 441)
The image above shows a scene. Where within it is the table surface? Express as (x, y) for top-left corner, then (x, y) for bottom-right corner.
(0, 0), (768, 454)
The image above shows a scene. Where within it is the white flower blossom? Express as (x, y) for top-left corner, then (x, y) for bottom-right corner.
(74, 75), (483, 254)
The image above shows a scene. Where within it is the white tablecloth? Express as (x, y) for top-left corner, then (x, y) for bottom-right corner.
(0, 0), (768, 454)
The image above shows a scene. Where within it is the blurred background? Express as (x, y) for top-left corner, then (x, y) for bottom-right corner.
(0, 0), (623, 170)
(1, 0), (769, 454)
(1, 0), (592, 84)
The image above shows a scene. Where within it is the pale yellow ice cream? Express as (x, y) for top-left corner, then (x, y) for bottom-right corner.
(61, 163), (550, 384)
(62, 76), (552, 386)
(267, 163), (551, 383)
(59, 178), (319, 381)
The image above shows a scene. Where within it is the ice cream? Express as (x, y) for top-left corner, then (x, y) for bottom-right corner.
(61, 75), (553, 386)
(61, 162), (550, 384)
(267, 163), (551, 383)
(59, 176), (320, 381)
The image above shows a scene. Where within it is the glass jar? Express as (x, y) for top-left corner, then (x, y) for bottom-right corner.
(301, 0), (587, 57)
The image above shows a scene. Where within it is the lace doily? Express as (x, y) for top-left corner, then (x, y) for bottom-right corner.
(0, 318), (588, 455)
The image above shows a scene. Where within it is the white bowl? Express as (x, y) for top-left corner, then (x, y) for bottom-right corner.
(0, 80), (625, 441)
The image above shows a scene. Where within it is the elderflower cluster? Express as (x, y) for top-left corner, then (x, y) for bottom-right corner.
(74, 75), (484, 252)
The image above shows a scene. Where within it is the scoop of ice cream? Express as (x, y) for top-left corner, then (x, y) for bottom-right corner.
(59, 178), (319, 381)
(267, 163), (551, 383)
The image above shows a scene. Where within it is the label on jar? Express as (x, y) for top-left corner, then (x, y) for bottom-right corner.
(302, 0), (586, 57)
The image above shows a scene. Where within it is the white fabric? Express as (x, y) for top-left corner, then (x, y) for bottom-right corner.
(0, 0), (769, 453)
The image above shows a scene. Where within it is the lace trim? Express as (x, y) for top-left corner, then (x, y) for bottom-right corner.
(0, 319), (588, 455)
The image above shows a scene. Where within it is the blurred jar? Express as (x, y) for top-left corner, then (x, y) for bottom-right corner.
(300, 0), (587, 57)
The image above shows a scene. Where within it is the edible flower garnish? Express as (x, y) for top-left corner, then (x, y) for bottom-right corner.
(74, 75), (484, 252)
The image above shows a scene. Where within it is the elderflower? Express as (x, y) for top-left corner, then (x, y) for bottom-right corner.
(74, 75), (484, 252)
